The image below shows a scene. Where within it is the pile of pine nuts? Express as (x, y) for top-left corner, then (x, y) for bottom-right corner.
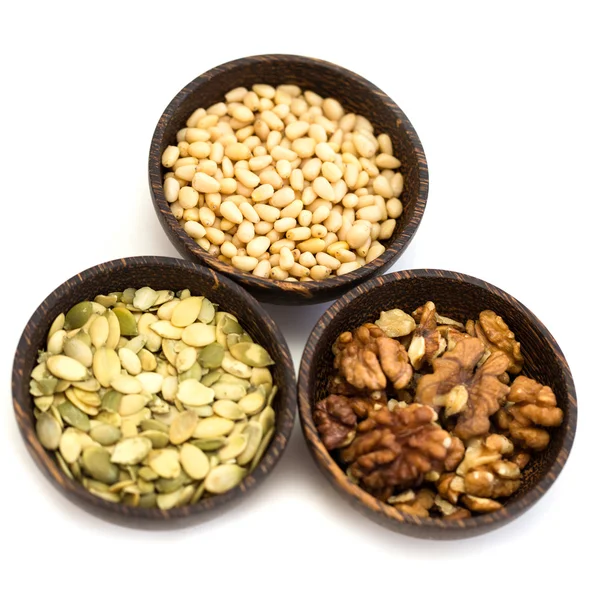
(162, 84), (404, 282)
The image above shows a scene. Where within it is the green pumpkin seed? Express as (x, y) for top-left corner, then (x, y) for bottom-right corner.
(82, 446), (119, 484)
(101, 390), (122, 413)
(65, 302), (93, 330)
(138, 493), (157, 508)
(31, 363), (51, 382)
(204, 464), (246, 494)
(72, 387), (101, 407)
(237, 421), (263, 466)
(229, 342), (274, 367)
(105, 310), (121, 349)
(226, 333), (242, 349)
(155, 472), (189, 493)
(140, 419), (169, 433)
(267, 385), (278, 407)
(238, 391), (266, 416)
(125, 333), (148, 354)
(171, 296), (203, 327)
(191, 482), (206, 504)
(138, 466), (159, 481)
(34, 395), (54, 412)
(190, 437), (227, 451)
(250, 427), (275, 471)
(58, 401), (90, 432)
(211, 381), (247, 401)
(46, 355), (88, 381)
(182, 323), (217, 347)
(36, 412), (62, 450)
(37, 377), (58, 395)
(111, 436), (152, 465)
(30, 381), (43, 397)
(47, 313), (66, 340)
(89, 423), (121, 446)
(154, 290), (175, 306)
(94, 294), (118, 308)
(198, 298), (215, 324)
(218, 434), (248, 461)
(47, 329), (67, 354)
(221, 352), (252, 379)
(201, 369), (222, 387)
(198, 343), (224, 369)
(169, 410), (199, 445)
(178, 361), (203, 383)
(95, 411), (121, 427)
(177, 379), (215, 407)
(133, 287), (159, 311)
(220, 315), (243, 335)
(156, 488), (184, 510)
(55, 451), (74, 480)
(149, 449), (181, 479)
(54, 379), (71, 393)
(72, 378), (100, 392)
(140, 430), (170, 448)
(113, 306), (138, 336)
(180, 443), (210, 480)
(64, 389), (98, 416)
(193, 416), (234, 439)
(213, 399), (245, 420)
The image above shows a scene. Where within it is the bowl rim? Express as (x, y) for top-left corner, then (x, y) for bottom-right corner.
(148, 53), (429, 298)
(297, 268), (578, 535)
(12, 255), (297, 522)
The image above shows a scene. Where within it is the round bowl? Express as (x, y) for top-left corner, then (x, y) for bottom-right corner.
(149, 54), (428, 305)
(297, 269), (577, 539)
(12, 256), (296, 527)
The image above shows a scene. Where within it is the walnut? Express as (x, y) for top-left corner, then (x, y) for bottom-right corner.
(341, 404), (451, 493)
(462, 495), (503, 513)
(443, 507), (472, 520)
(408, 302), (447, 369)
(333, 324), (412, 391)
(415, 338), (510, 440)
(375, 308), (416, 338)
(444, 436), (465, 471)
(314, 395), (357, 450)
(389, 488), (436, 517)
(466, 310), (523, 374)
(496, 375), (563, 451)
(438, 325), (471, 352)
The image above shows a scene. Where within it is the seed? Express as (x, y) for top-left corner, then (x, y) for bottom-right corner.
(204, 464), (247, 494)
(218, 434), (248, 461)
(136, 372), (164, 394)
(118, 347), (142, 375)
(118, 394), (148, 416)
(64, 302), (93, 330)
(312, 176), (335, 201)
(105, 310), (121, 349)
(246, 236), (271, 258)
(250, 427), (275, 471)
(169, 410), (199, 445)
(46, 355), (88, 381)
(149, 449), (181, 479)
(337, 261), (361, 276)
(177, 379), (215, 407)
(81, 447), (120, 484)
(238, 391), (266, 415)
(236, 422), (263, 466)
(92, 347), (121, 387)
(113, 307), (138, 336)
(182, 323), (216, 347)
(180, 444), (210, 480)
(111, 436), (152, 465)
(379, 219), (397, 240)
(59, 428), (82, 463)
(111, 374), (143, 395)
(89, 423), (121, 446)
(230, 342), (274, 367)
(36, 412), (62, 450)
(193, 416), (234, 438)
(366, 241), (386, 262)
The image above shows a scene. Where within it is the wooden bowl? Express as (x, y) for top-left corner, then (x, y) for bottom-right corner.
(149, 54), (428, 305)
(297, 270), (577, 539)
(12, 256), (296, 527)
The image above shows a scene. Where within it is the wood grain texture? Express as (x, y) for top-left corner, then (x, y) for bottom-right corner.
(148, 54), (428, 304)
(12, 256), (296, 528)
(297, 270), (577, 539)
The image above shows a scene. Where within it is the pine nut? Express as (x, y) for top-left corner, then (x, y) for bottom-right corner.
(275, 159), (292, 179)
(164, 177), (180, 203)
(270, 186), (295, 208)
(220, 200), (244, 224)
(280, 199), (304, 219)
(183, 221), (206, 239)
(356, 205), (382, 223)
(310, 265), (331, 280)
(289, 262), (310, 278)
(254, 204), (280, 223)
(249, 155), (273, 171)
(373, 175), (393, 198)
(298, 210), (313, 228)
(205, 227), (225, 245)
(162, 145), (180, 168)
(236, 220), (255, 244)
(379, 219), (397, 240)
(178, 186), (199, 209)
(270, 239), (295, 253)
(254, 220), (273, 235)
(391, 172), (404, 196)
(246, 236), (271, 258)
(205, 193), (221, 212)
(266, 229), (282, 244)
(192, 172), (220, 193)
(299, 252), (317, 268)
(366, 241), (386, 262)
(286, 227), (311, 241)
(239, 202), (260, 223)
(289, 168), (304, 191)
(316, 252), (341, 270)
(171, 201), (183, 219)
(197, 237), (210, 251)
(183, 207), (200, 222)
(252, 259), (271, 278)
(312, 177), (335, 201)
(270, 266), (289, 280)
(337, 261), (361, 276)
(347, 221), (371, 249)
(323, 210), (343, 233)
(302, 186), (317, 206)
(232, 256), (258, 272)
(252, 184), (275, 203)
(252, 84), (275, 98)
(259, 168), (283, 189)
(274, 217), (297, 233)
(235, 168), (260, 189)
(221, 241), (238, 258)
(279, 246), (295, 271)
(302, 157), (322, 181)
(297, 238), (326, 254)
(310, 224), (327, 239)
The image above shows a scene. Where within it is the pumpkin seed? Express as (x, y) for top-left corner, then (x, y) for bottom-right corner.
(101, 390), (122, 413)
(64, 338), (93, 368)
(46, 355), (88, 381)
(121, 288), (136, 304)
(111, 436), (152, 465)
(136, 371), (164, 394)
(89, 423), (122, 446)
(157, 299), (180, 320)
(169, 410), (199, 444)
(138, 348), (157, 371)
(139, 420), (167, 435)
(95, 411), (122, 426)
(238, 391), (266, 415)
(58, 401), (90, 432)
(193, 416), (234, 438)
(190, 437), (227, 451)
(113, 306), (138, 336)
(65, 388), (99, 416)
(54, 379), (71, 393)
(190, 405), (214, 417)
(171, 296), (203, 327)
(133, 287), (159, 311)
(182, 323), (216, 347)
(201, 369), (222, 387)
(180, 443), (210, 480)
(213, 399), (245, 420)
(125, 334), (147, 355)
(92, 347), (120, 387)
(105, 310), (121, 349)
(211, 381), (247, 401)
(176, 347), (198, 373)
(108, 479), (136, 494)
(222, 352), (252, 378)
(191, 482), (206, 504)
(198, 343), (224, 369)
(267, 385), (278, 407)
(55, 451), (74, 480)
(154, 290), (175, 306)
(199, 298), (215, 324)
(205, 464), (247, 494)
(230, 342), (274, 367)
(237, 421), (263, 466)
(255, 406), (276, 432)
(82, 446), (119, 484)
(65, 302), (93, 330)
(177, 379), (215, 406)
(250, 367), (273, 387)
(138, 313), (162, 352)
(89, 315), (109, 348)
(139, 466), (159, 481)
(118, 347), (142, 375)
(95, 294), (118, 308)
(155, 472), (189, 493)
(178, 361), (203, 383)
(140, 430), (170, 448)
(149, 449), (181, 479)
(72, 378), (100, 392)
(178, 289), (191, 299)
(34, 395), (54, 412)
(47, 329), (67, 354)
(220, 315), (243, 335)
(250, 427), (275, 471)
(72, 388), (101, 407)
(48, 313), (66, 340)
(149, 320), (184, 340)
(218, 434), (248, 461)
(111, 374), (143, 394)
(156, 488), (184, 510)
(118, 394), (148, 416)
(162, 339), (178, 366)
(37, 378), (58, 395)
(36, 412), (62, 449)
(138, 493), (157, 508)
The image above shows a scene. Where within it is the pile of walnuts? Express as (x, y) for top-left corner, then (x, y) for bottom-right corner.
(313, 302), (564, 519)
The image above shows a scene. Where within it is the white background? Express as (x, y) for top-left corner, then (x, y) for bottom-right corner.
(1, 2), (597, 598)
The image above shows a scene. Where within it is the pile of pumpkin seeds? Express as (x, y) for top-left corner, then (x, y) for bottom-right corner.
(30, 286), (278, 509)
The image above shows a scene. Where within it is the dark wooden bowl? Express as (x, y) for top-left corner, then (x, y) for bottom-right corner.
(149, 54), (428, 305)
(12, 256), (296, 528)
(298, 270), (577, 539)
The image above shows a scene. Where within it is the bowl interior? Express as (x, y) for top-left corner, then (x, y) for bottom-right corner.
(13, 257), (296, 523)
(300, 270), (576, 535)
(149, 54), (428, 304)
